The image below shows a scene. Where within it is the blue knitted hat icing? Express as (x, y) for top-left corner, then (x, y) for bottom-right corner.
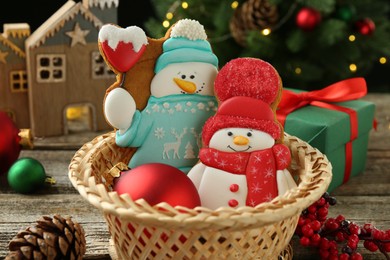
(154, 19), (218, 73)
(155, 37), (218, 73)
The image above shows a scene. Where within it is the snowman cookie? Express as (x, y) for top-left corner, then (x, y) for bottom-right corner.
(101, 19), (219, 173)
(188, 58), (297, 210)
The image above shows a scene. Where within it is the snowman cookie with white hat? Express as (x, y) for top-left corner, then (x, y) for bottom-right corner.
(188, 57), (297, 210)
(102, 19), (219, 173)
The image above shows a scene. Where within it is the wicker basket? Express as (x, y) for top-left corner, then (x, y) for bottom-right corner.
(68, 132), (332, 259)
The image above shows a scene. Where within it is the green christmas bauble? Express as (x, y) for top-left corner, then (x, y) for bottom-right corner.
(337, 6), (356, 22)
(7, 157), (46, 193)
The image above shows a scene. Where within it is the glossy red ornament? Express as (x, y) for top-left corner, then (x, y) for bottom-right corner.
(0, 112), (21, 174)
(355, 18), (375, 35)
(296, 7), (322, 31)
(113, 163), (201, 208)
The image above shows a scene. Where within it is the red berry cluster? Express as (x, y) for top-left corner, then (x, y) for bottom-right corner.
(360, 224), (390, 255)
(295, 192), (390, 260)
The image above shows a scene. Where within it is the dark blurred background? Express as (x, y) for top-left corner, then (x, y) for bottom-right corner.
(1, 0), (388, 92)
(0, 1), (155, 31)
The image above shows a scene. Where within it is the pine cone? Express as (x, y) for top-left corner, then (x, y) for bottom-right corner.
(5, 214), (86, 260)
(230, 7), (249, 46)
(230, 0), (279, 46)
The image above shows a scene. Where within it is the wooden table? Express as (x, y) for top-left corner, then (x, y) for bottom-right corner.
(1, 93), (389, 259)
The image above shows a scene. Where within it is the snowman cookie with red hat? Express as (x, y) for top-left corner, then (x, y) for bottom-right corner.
(188, 57), (297, 210)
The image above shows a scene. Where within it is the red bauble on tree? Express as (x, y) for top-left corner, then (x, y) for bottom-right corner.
(296, 7), (322, 31)
(113, 163), (201, 208)
(0, 112), (22, 175)
(355, 18), (376, 35)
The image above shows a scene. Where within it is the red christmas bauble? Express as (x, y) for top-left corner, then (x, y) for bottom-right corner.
(113, 163), (201, 208)
(0, 112), (21, 175)
(355, 18), (375, 35)
(296, 7), (322, 31)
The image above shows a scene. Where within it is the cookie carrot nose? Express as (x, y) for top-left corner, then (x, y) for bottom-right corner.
(233, 135), (249, 146)
(173, 78), (197, 93)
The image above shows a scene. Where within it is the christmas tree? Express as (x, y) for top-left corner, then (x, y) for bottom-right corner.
(145, 0), (390, 91)
(184, 142), (196, 159)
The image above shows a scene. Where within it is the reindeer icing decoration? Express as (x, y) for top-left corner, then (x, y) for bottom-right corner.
(100, 19), (218, 173)
(188, 58), (297, 210)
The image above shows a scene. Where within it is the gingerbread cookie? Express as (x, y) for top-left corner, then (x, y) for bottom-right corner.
(188, 57), (297, 210)
(100, 19), (219, 173)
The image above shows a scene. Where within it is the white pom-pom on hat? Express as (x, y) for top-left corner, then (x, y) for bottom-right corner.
(170, 19), (207, 41)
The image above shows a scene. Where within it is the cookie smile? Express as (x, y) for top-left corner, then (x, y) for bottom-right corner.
(227, 145), (251, 152)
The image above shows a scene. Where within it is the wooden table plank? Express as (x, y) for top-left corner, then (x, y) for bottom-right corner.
(363, 94), (390, 151)
(0, 149), (113, 258)
(331, 151), (390, 196)
(0, 150), (77, 194)
(0, 194), (111, 258)
(0, 93), (389, 259)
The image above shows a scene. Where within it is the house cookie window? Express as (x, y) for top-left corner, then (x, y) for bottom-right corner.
(10, 70), (28, 92)
(37, 54), (66, 83)
(91, 51), (115, 79)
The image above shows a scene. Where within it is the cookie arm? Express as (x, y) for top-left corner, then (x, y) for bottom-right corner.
(104, 88), (137, 133)
(115, 111), (153, 148)
(188, 162), (206, 190)
(277, 169), (297, 196)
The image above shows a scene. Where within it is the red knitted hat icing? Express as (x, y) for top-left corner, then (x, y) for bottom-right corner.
(214, 57), (281, 104)
(202, 57), (283, 146)
(202, 96), (281, 146)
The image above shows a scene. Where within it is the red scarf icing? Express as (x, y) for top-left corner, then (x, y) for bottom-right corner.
(199, 144), (291, 206)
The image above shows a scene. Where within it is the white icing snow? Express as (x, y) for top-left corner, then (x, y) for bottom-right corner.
(86, 0), (119, 9)
(170, 19), (207, 40)
(99, 24), (148, 52)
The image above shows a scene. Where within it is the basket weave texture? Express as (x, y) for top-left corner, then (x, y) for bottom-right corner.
(69, 132), (332, 259)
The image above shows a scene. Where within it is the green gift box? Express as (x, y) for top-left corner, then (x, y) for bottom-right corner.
(277, 78), (376, 192)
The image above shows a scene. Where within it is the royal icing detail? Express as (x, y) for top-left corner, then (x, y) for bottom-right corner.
(170, 19), (207, 41)
(99, 24), (148, 52)
(116, 95), (217, 173)
(230, 184), (239, 192)
(228, 199), (239, 208)
(99, 24), (148, 72)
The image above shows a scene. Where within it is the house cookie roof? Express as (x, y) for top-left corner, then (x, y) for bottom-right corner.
(3, 23), (30, 39)
(26, 1), (103, 49)
(0, 34), (25, 58)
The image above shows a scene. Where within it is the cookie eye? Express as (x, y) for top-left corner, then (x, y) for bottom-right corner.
(181, 75), (186, 79)
(190, 75), (195, 79)
(247, 132), (252, 137)
(227, 131), (233, 136)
